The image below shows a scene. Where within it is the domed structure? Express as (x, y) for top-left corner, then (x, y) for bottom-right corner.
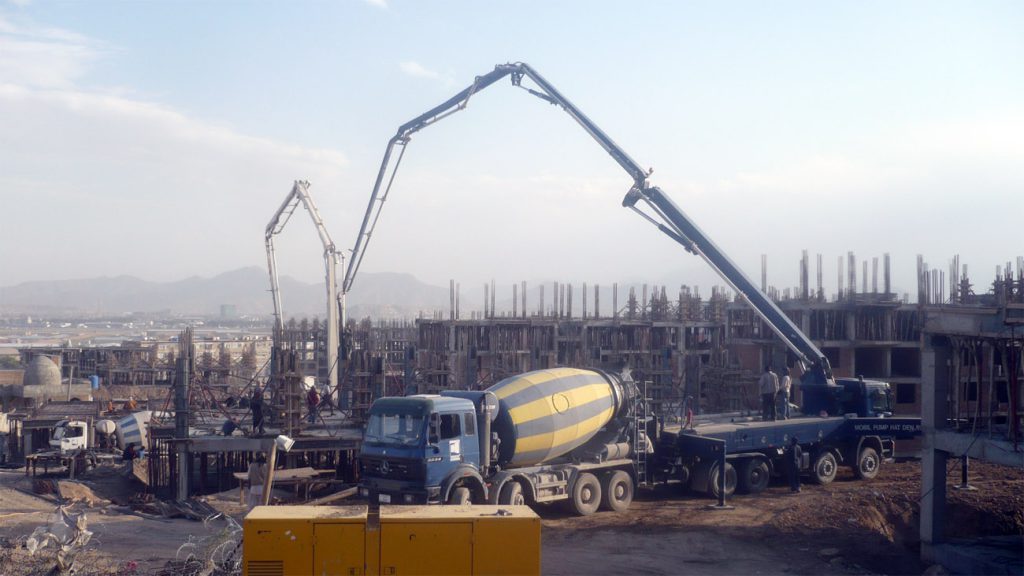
(23, 355), (62, 387)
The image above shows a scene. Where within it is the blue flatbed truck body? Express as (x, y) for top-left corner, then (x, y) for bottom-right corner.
(664, 414), (922, 453)
(657, 411), (921, 497)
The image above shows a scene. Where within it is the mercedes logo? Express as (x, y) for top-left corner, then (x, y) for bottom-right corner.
(380, 460), (390, 475)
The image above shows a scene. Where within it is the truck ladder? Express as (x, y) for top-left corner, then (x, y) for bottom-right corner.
(634, 380), (650, 486)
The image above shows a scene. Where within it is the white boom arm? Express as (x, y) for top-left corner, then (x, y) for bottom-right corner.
(265, 180), (342, 392)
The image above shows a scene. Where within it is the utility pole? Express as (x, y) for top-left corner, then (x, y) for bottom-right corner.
(175, 328), (192, 502)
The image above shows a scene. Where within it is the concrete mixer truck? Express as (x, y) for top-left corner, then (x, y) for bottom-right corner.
(359, 368), (920, 515)
(49, 411), (154, 455)
(360, 367), (648, 515)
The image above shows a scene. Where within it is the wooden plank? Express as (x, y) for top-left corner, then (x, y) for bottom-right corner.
(307, 486), (357, 506)
(234, 466), (322, 482)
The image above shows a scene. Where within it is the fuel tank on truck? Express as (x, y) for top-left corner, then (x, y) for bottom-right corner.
(486, 367), (626, 468)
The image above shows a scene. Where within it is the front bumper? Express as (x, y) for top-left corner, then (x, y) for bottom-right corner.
(360, 477), (442, 504)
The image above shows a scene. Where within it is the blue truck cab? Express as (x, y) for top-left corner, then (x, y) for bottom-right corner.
(802, 376), (893, 418)
(360, 395), (482, 505)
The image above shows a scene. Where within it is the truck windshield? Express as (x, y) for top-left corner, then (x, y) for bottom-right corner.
(365, 412), (425, 446)
(870, 389), (891, 415)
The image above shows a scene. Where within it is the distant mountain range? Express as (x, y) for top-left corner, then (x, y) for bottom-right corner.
(0, 266), (740, 320)
(0, 267), (452, 318)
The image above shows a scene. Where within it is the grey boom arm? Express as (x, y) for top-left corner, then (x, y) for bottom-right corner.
(343, 62), (833, 384)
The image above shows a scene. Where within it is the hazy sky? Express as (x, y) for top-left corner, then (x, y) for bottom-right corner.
(1, 1), (1021, 304)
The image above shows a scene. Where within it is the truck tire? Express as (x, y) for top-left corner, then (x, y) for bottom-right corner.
(737, 458), (770, 494)
(601, 470), (633, 513)
(854, 447), (880, 480)
(570, 472), (602, 516)
(707, 462), (736, 499)
(448, 486), (471, 505)
(498, 481), (525, 506)
(811, 451), (838, 485)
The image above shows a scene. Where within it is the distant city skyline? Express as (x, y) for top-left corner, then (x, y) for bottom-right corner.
(1, 1), (1021, 304)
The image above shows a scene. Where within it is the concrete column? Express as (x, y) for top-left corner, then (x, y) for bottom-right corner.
(921, 446), (948, 561)
(920, 337), (952, 561)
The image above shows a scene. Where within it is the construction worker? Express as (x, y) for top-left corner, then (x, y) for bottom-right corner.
(777, 368), (792, 420)
(758, 366), (779, 421)
(247, 453), (268, 508)
(124, 395), (138, 411)
(786, 436), (802, 493)
(251, 387), (265, 435)
(122, 442), (137, 479)
(319, 384), (336, 416)
(306, 386), (320, 424)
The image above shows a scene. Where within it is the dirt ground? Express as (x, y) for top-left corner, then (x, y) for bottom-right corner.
(0, 459), (1019, 575)
(541, 459), (1023, 576)
(0, 466), (241, 575)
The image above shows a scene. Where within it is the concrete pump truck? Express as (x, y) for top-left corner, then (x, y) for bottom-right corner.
(351, 62), (921, 514)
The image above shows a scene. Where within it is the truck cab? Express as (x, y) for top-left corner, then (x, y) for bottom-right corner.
(801, 377), (893, 418)
(50, 420), (89, 453)
(360, 395), (482, 505)
(838, 377), (893, 417)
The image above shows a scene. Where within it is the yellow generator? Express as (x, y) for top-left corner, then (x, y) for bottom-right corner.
(243, 505), (540, 576)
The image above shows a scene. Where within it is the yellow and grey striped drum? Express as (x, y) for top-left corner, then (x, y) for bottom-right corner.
(487, 368), (624, 468)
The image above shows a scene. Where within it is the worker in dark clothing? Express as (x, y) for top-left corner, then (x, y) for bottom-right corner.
(122, 442), (137, 478)
(251, 387), (265, 435)
(306, 386), (320, 424)
(786, 436), (803, 493)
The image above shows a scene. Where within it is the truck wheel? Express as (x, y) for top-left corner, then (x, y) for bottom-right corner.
(448, 486), (471, 505)
(570, 472), (602, 516)
(498, 481), (525, 506)
(737, 459), (770, 494)
(707, 462), (736, 499)
(854, 447), (880, 480)
(601, 470), (633, 513)
(811, 451), (837, 485)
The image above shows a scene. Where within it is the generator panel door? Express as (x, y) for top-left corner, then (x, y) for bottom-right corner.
(314, 523), (365, 576)
(380, 522), (472, 575)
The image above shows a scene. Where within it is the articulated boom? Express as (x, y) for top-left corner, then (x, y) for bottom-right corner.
(343, 62), (833, 384)
(265, 180), (342, 391)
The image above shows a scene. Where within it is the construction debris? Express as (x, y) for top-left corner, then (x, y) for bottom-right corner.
(56, 480), (108, 507)
(23, 506), (94, 575)
(156, 514), (242, 576)
(130, 494), (221, 521)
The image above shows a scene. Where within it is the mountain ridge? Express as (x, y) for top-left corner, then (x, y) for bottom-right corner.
(0, 266), (452, 318)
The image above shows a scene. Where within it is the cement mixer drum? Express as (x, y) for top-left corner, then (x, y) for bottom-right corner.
(95, 419), (117, 435)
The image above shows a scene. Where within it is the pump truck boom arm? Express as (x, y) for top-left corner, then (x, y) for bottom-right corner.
(342, 62), (650, 296)
(343, 62), (833, 383)
(623, 187), (833, 382)
(265, 180), (342, 391)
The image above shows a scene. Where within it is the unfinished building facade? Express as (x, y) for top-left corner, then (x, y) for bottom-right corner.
(413, 281), (727, 420)
(919, 259), (1023, 574)
(15, 339), (265, 389)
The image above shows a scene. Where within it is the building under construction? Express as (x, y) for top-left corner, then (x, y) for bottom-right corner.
(269, 253), (1020, 440)
(918, 257), (1023, 572)
(15, 338), (267, 389)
